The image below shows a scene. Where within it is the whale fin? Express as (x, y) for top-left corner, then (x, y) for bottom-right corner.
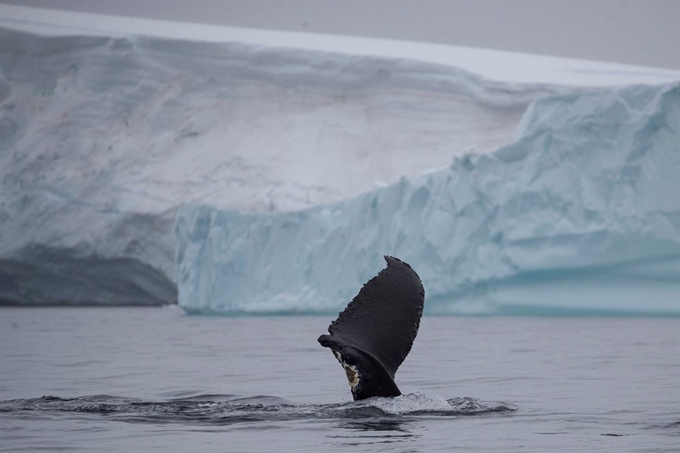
(318, 256), (425, 400)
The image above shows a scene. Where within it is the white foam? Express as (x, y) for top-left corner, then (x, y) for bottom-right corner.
(370, 393), (453, 415)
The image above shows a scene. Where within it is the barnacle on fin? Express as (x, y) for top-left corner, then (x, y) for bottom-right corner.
(343, 364), (359, 389)
(335, 351), (360, 389)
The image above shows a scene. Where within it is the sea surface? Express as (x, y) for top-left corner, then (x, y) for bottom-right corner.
(0, 307), (678, 452)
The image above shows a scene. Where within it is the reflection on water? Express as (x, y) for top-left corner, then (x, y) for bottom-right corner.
(332, 416), (418, 449)
(343, 417), (413, 433)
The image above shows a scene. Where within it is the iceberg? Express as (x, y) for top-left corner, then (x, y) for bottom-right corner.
(176, 82), (680, 316)
(1, 5), (679, 307)
(0, 21), (544, 305)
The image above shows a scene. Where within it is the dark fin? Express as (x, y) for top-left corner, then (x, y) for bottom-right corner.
(318, 256), (425, 400)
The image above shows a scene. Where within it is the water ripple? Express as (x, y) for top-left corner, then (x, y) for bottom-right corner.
(0, 393), (517, 425)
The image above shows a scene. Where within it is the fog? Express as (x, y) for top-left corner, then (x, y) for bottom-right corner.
(1, 0), (678, 69)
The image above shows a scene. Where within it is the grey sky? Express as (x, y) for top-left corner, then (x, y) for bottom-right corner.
(2, 0), (678, 69)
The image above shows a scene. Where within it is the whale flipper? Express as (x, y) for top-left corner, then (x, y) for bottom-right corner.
(318, 256), (425, 400)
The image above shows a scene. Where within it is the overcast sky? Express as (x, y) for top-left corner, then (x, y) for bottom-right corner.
(2, 0), (678, 69)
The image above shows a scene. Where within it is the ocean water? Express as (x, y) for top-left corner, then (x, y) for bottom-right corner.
(0, 308), (678, 452)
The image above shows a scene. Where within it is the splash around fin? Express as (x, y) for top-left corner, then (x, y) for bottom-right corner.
(318, 256), (425, 400)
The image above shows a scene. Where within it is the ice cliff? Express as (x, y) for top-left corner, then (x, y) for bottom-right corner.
(0, 23), (550, 305)
(1, 6), (679, 308)
(176, 82), (680, 315)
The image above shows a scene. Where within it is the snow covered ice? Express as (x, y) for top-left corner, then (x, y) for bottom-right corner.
(0, 5), (678, 310)
(176, 82), (680, 315)
(0, 19), (525, 305)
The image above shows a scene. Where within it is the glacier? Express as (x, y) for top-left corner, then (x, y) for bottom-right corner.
(1, 5), (679, 309)
(176, 82), (680, 316)
(0, 19), (545, 305)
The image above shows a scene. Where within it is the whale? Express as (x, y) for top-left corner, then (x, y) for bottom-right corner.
(318, 256), (425, 400)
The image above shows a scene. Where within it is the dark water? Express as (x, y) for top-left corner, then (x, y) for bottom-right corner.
(0, 308), (678, 452)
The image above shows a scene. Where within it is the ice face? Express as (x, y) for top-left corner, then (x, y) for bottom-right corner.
(176, 82), (680, 316)
(1, 14), (679, 307)
(0, 26), (533, 305)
